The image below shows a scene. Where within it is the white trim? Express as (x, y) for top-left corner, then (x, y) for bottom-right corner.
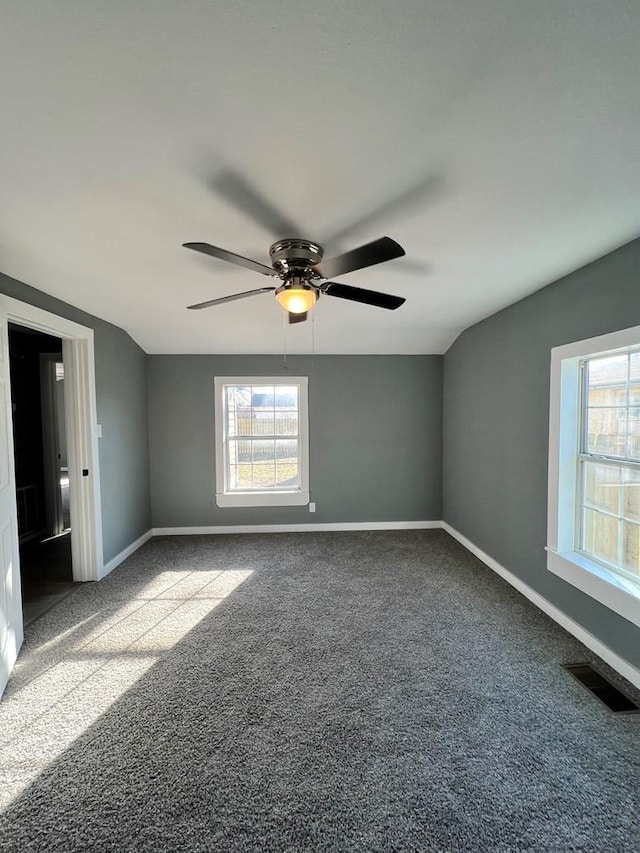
(442, 523), (640, 691)
(3, 299), (96, 340)
(547, 549), (640, 628)
(0, 312), (23, 699)
(216, 491), (310, 508)
(214, 376), (310, 508)
(100, 529), (153, 579)
(1, 296), (103, 581)
(551, 324), (640, 362)
(152, 520), (442, 535)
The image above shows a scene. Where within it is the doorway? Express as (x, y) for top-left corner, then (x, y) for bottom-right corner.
(0, 295), (103, 698)
(8, 325), (75, 625)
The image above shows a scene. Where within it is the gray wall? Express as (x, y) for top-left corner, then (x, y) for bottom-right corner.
(443, 237), (640, 668)
(148, 355), (442, 527)
(0, 272), (152, 563)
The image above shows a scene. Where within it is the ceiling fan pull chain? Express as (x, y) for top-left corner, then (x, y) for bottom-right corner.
(282, 309), (288, 374)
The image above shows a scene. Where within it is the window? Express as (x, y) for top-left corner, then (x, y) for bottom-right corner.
(214, 376), (309, 507)
(580, 352), (640, 581)
(547, 327), (640, 627)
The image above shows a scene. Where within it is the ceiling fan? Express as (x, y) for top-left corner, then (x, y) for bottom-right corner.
(183, 236), (406, 323)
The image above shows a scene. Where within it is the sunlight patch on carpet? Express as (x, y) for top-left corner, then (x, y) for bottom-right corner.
(0, 568), (252, 811)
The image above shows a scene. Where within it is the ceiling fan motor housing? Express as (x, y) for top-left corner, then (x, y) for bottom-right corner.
(269, 239), (324, 277)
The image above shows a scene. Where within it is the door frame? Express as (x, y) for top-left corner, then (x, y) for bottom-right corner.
(3, 296), (103, 582)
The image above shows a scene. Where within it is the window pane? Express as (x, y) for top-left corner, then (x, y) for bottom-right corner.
(587, 355), (628, 407)
(276, 439), (297, 460)
(274, 412), (298, 436)
(228, 386), (251, 409)
(586, 408), (627, 456)
(251, 463), (277, 488)
(252, 412), (275, 436)
(276, 462), (298, 488)
(582, 509), (619, 567)
(622, 522), (640, 576)
(623, 469), (640, 522)
(628, 408), (640, 460)
(252, 439), (275, 462)
(232, 411), (253, 437)
(275, 386), (298, 409)
(226, 388), (238, 438)
(588, 385), (627, 407)
(233, 439), (251, 462)
(232, 463), (253, 489)
(251, 386), (275, 409)
(583, 462), (621, 515)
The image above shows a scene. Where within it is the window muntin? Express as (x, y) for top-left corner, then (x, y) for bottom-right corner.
(579, 351), (640, 587)
(214, 376), (309, 507)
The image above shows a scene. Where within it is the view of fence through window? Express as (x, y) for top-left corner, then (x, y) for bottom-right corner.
(581, 351), (640, 584)
(225, 385), (299, 491)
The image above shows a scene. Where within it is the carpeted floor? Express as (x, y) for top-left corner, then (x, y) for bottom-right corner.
(0, 530), (638, 852)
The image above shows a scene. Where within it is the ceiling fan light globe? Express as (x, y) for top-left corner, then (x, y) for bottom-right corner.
(276, 286), (317, 314)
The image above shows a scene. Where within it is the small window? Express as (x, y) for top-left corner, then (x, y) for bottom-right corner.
(547, 327), (640, 628)
(214, 377), (309, 507)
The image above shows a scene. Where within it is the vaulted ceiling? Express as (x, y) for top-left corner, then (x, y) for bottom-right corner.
(1, 1), (638, 353)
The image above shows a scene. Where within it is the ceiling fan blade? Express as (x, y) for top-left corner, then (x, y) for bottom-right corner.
(187, 287), (275, 310)
(323, 174), (443, 246)
(211, 170), (304, 238)
(315, 236), (405, 280)
(322, 282), (405, 310)
(183, 242), (275, 276)
(288, 311), (308, 324)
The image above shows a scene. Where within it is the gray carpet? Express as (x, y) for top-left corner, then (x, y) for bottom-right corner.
(0, 530), (638, 852)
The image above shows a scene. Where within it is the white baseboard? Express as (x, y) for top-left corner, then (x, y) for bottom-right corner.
(152, 520), (442, 536)
(441, 522), (640, 691)
(100, 529), (153, 579)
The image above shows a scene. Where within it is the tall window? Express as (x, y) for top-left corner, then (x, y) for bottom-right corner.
(580, 352), (640, 583)
(214, 377), (309, 507)
(547, 327), (640, 628)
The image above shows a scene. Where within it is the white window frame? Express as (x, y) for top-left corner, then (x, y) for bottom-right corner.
(547, 325), (640, 628)
(214, 376), (309, 508)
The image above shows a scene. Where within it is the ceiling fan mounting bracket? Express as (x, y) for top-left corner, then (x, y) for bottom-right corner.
(269, 239), (324, 275)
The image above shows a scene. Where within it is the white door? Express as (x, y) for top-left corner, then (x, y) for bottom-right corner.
(0, 312), (23, 698)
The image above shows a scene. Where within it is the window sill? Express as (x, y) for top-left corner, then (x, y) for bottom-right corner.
(216, 491), (309, 508)
(546, 548), (640, 628)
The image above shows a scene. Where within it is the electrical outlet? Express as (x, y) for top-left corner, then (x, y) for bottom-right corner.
(309, 502), (316, 513)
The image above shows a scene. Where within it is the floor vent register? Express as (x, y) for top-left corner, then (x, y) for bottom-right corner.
(563, 663), (639, 714)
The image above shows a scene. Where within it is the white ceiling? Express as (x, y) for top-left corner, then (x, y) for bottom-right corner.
(1, 1), (639, 354)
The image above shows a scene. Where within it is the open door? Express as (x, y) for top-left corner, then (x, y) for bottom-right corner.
(0, 311), (23, 697)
